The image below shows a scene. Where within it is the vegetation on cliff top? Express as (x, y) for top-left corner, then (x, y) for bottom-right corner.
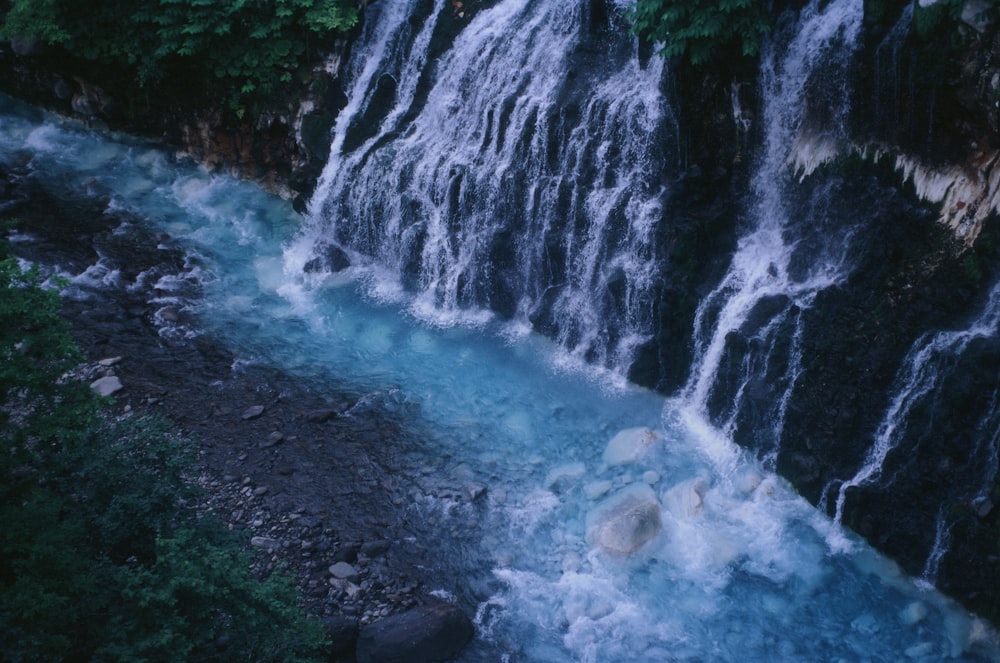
(0, 0), (358, 111)
(627, 0), (772, 64)
(0, 223), (328, 661)
(628, 0), (997, 68)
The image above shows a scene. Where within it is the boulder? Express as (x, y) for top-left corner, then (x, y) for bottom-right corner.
(328, 561), (360, 582)
(585, 483), (662, 555)
(90, 375), (123, 396)
(249, 536), (280, 550)
(241, 404), (265, 420)
(10, 35), (42, 57)
(602, 427), (660, 467)
(584, 480), (613, 500)
(71, 93), (95, 117)
(545, 461), (586, 490)
(355, 602), (474, 663)
(464, 482), (487, 501)
(324, 615), (359, 661)
(662, 477), (709, 519)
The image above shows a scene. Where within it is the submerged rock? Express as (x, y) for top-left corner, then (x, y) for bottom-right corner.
(663, 477), (709, 519)
(355, 601), (473, 663)
(545, 461), (586, 490)
(586, 483), (662, 555)
(602, 427), (660, 467)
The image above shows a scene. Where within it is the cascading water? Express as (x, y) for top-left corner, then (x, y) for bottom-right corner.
(3, 0), (1000, 660)
(294, 0), (674, 378)
(679, 0), (862, 459)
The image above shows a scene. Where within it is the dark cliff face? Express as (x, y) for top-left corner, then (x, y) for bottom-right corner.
(853, 0), (1000, 165)
(671, 2), (1000, 625)
(0, 28), (357, 209)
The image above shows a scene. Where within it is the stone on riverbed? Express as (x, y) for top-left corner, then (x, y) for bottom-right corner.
(545, 461), (586, 491)
(602, 427), (660, 467)
(90, 375), (123, 396)
(586, 483), (662, 555)
(329, 561), (360, 583)
(355, 601), (473, 663)
(241, 404), (265, 420)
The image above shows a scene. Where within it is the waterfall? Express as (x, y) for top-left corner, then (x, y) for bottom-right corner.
(920, 506), (953, 588)
(834, 278), (1000, 524)
(294, 0), (676, 378)
(679, 0), (863, 457)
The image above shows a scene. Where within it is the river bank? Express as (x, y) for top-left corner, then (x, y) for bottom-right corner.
(0, 157), (483, 660)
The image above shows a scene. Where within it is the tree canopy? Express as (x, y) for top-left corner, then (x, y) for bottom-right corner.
(0, 0), (358, 109)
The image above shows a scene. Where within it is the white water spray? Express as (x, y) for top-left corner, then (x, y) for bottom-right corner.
(296, 0), (675, 376)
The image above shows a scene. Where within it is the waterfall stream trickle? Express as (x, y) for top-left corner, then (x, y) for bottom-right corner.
(679, 0), (863, 459)
(834, 278), (1000, 533)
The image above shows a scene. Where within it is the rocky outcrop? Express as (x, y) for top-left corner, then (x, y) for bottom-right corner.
(0, 31), (354, 207)
(355, 601), (474, 663)
(657, 0), (1000, 628)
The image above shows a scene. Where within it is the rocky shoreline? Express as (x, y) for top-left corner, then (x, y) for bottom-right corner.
(2, 166), (483, 661)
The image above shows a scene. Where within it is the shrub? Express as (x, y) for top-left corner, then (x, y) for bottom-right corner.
(628, 0), (773, 65)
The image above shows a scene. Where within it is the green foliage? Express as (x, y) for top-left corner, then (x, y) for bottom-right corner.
(0, 242), (95, 444)
(961, 253), (984, 285)
(911, 0), (999, 41)
(0, 0), (359, 110)
(0, 231), (327, 662)
(912, 0), (963, 40)
(628, 0), (773, 65)
(104, 527), (327, 662)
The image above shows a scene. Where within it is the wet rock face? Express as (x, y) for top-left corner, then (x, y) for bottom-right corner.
(0, 36), (351, 203)
(853, 0), (1000, 164)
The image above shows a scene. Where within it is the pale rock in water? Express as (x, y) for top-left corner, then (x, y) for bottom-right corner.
(584, 480), (613, 500)
(899, 601), (929, 626)
(586, 483), (663, 555)
(662, 477), (709, 519)
(602, 427), (661, 467)
(545, 461), (587, 490)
